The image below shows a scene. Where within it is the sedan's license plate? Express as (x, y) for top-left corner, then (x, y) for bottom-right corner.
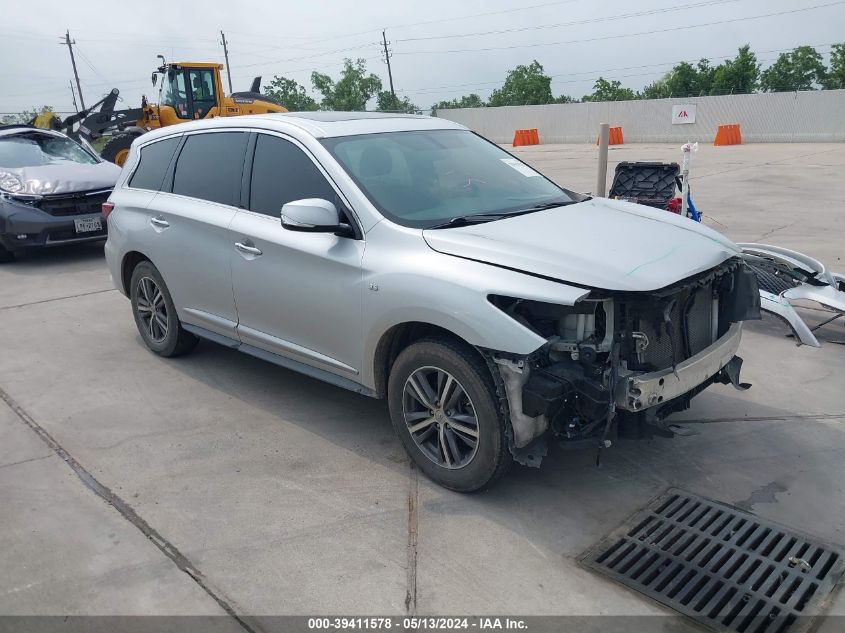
(74, 217), (102, 233)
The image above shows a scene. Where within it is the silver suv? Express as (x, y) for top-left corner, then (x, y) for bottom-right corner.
(105, 112), (760, 491)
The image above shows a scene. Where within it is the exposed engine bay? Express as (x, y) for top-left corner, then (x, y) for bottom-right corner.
(486, 258), (762, 466)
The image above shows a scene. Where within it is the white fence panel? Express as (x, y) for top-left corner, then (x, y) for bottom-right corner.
(437, 90), (845, 143)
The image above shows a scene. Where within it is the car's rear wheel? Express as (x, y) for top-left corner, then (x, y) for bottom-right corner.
(388, 337), (510, 492)
(129, 261), (197, 357)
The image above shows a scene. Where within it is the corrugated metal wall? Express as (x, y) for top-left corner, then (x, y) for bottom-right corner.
(436, 90), (845, 143)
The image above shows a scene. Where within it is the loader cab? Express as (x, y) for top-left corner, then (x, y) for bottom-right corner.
(157, 64), (222, 123)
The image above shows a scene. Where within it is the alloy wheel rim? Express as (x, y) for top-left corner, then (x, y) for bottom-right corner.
(136, 276), (168, 343)
(402, 366), (479, 469)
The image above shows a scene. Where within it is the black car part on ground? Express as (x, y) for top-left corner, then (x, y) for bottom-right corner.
(490, 259), (761, 460)
(609, 161), (681, 209)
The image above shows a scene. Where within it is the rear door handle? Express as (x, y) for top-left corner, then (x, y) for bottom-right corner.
(150, 216), (169, 228)
(235, 241), (262, 257)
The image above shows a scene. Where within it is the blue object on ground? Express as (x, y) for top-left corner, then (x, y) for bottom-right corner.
(687, 194), (702, 222)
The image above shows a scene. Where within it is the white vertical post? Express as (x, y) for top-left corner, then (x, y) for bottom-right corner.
(596, 123), (610, 197)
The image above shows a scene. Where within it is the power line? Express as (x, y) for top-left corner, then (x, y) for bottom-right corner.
(222, 0), (580, 47)
(397, 1), (845, 55)
(397, 0), (739, 43)
(232, 41), (378, 70)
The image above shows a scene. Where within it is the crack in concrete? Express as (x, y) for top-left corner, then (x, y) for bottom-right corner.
(0, 385), (261, 633)
(405, 462), (419, 615)
(680, 413), (845, 424)
(0, 288), (116, 311)
(0, 453), (53, 470)
(754, 220), (797, 242)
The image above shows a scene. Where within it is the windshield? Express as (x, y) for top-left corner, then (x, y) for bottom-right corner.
(321, 129), (575, 228)
(0, 132), (99, 168)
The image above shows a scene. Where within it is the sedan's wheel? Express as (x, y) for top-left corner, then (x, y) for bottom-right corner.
(129, 261), (197, 357)
(403, 367), (479, 469)
(136, 276), (169, 343)
(388, 337), (511, 492)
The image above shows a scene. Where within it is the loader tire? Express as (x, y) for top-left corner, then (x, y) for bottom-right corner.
(101, 132), (142, 166)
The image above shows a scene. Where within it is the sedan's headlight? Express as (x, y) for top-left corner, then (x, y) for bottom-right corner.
(0, 171), (23, 194)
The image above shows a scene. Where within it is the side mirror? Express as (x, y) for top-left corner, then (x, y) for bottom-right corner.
(281, 198), (352, 236)
(151, 73), (158, 86)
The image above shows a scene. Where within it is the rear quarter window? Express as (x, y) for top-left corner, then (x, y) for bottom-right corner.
(128, 137), (181, 191)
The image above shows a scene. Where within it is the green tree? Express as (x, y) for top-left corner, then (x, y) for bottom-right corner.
(376, 91), (419, 114)
(760, 46), (828, 92)
(554, 94), (576, 103)
(582, 77), (636, 102)
(488, 60), (553, 106)
(822, 43), (845, 89)
(263, 76), (319, 111)
(311, 58), (382, 111)
(710, 45), (759, 95)
(431, 93), (486, 111)
(640, 77), (670, 100)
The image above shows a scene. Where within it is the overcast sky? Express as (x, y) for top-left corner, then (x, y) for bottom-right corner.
(2, 0), (843, 115)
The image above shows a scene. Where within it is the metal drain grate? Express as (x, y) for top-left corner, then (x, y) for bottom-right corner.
(582, 489), (844, 633)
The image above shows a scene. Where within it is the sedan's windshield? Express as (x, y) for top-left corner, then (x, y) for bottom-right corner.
(321, 129), (577, 228)
(0, 132), (99, 168)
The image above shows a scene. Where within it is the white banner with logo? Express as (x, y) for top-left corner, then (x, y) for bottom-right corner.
(672, 104), (696, 125)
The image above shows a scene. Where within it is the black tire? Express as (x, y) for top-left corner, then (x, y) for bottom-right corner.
(101, 132), (141, 166)
(0, 243), (14, 263)
(129, 261), (197, 357)
(388, 336), (511, 492)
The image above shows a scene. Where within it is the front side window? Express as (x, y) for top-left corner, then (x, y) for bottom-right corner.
(160, 70), (189, 119)
(248, 134), (338, 216)
(0, 132), (98, 168)
(128, 137), (180, 191)
(321, 129), (575, 228)
(188, 69), (216, 118)
(171, 132), (248, 206)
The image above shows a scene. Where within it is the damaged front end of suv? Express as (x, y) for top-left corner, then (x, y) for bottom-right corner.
(486, 259), (761, 466)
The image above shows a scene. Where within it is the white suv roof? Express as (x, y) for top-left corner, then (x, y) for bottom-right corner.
(138, 111), (466, 143)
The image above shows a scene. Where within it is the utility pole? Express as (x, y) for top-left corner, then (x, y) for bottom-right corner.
(381, 30), (395, 100)
(68, 80), (79, 114)
(220, 31), (233, 93)
(61, 30), (85, 110)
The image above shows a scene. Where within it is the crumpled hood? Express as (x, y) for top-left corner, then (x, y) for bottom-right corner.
(422, 197), (740, 292)
(3, 162), (120, 195)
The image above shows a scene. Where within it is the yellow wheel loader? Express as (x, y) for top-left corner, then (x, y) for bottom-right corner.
(44, 57), (287, 166)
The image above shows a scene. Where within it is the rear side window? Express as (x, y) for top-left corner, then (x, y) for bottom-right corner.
(248, 134), (337, 216)
(128, 137), (180, 191)
(172, 132), (248, 206)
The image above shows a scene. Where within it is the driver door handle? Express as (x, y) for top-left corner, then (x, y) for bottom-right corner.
(150, 216), (169, 228)
(235, 241), (262, 257)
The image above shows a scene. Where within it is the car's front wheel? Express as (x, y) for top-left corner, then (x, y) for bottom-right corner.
(129, 261), (197, 357)
(388, 337), (511, 492)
